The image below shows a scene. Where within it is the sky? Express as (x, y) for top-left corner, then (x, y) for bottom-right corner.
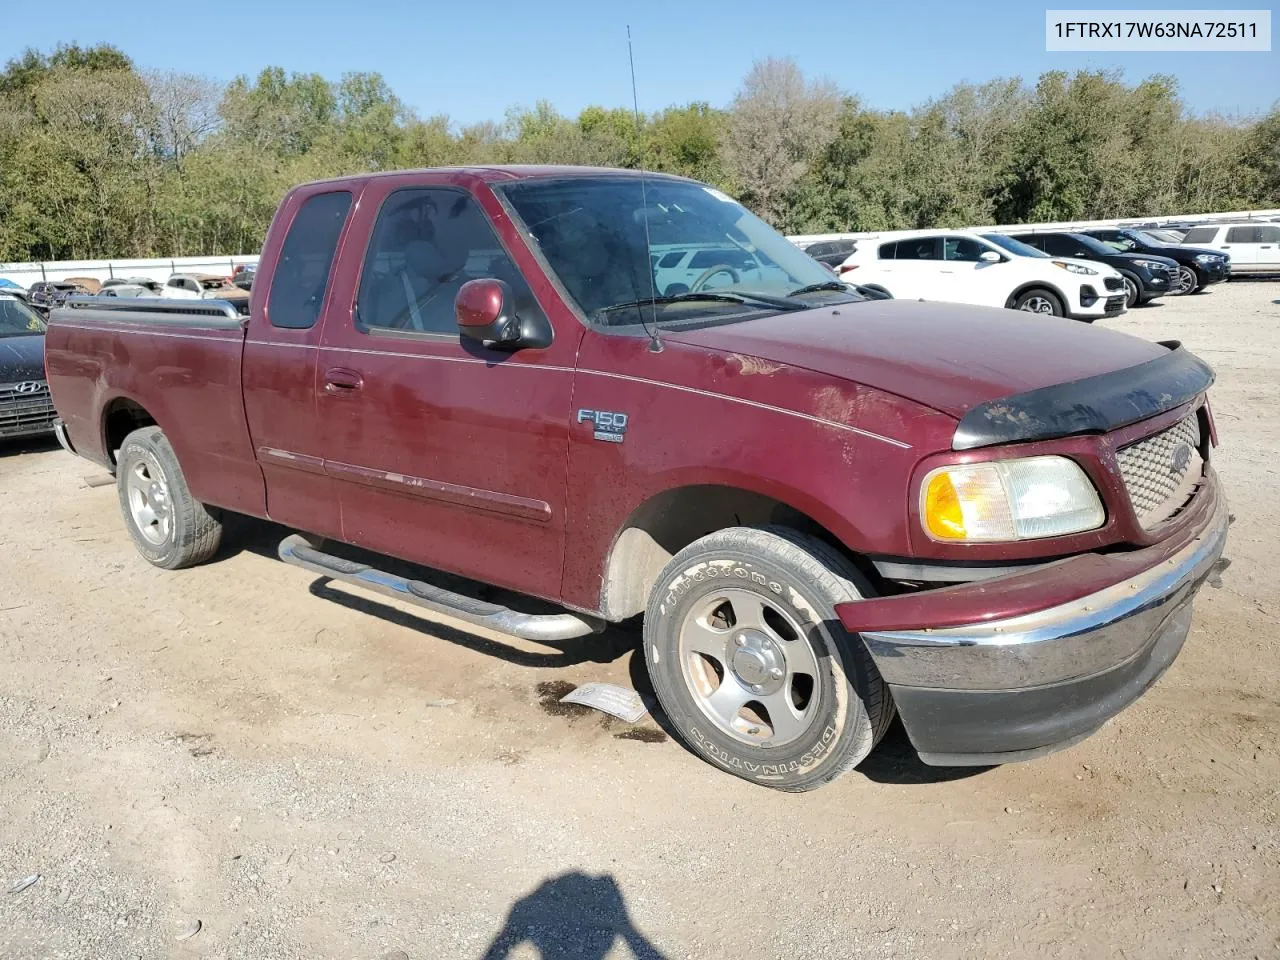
(1, 0), (1275, 122)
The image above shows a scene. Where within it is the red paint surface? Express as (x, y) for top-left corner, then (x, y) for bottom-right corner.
(43, 166), (1216, 619)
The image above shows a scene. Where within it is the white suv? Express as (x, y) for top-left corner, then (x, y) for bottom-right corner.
(1179, 223), (1280, 276)
(836, 229), (1128, 321)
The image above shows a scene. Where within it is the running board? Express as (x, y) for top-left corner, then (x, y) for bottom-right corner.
(278, 534), (604, 643)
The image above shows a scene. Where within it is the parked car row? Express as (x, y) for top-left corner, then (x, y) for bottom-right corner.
(825, 228), (1131, 321)
(10, 271), (251, 316)
(797, 211), (1275, 318)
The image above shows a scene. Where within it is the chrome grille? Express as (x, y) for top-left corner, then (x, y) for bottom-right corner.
(0, 380), (56, 438)
(1117, 414), (1203, 528)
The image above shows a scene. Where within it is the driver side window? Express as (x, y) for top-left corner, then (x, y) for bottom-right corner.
(356, 188), (544, 336)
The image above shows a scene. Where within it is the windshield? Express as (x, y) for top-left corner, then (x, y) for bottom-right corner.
(0, 297), (45, 337)
(982, 234), (1049, 258)
(1140, 230), (1179, 244)
(498, 176), (851, 326)
(1068, 233), (1120, 256)
(1096, 230), (1145, 252)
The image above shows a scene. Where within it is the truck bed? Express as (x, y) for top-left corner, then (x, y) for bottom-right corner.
(45, 297), (267, 518)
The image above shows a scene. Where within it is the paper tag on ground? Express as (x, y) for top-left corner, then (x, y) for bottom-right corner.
(560, 683), (648, 723)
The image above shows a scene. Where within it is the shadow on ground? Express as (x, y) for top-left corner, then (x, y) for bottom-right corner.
(478, 871), (668, 960)
(0, 435), (60, 457)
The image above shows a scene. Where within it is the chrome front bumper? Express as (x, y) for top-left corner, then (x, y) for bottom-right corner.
(853, 491), (1228, 765)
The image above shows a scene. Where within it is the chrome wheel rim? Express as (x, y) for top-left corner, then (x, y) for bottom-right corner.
(126, 456), (172, 546)
(1173, 266), (1196, 295)
(1018, 296), (1055, 314)
(1123, 277), (1139, 306)
(678, 588), (821, 747)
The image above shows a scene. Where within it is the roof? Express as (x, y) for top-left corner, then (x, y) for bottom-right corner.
(302, 164), (691, 190)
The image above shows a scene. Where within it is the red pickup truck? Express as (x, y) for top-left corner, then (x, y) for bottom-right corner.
(45, 166), (1227, 791)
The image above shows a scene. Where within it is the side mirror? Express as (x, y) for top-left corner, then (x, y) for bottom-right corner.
(455, 278), (551, 351)
(979, 250), (1003, 263)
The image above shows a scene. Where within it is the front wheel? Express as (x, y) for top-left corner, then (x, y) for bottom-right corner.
(1171, 265), (1199, 295)
(1012, 288), (1064, 316)
(1119, 272), (1141, 309)
(116, 426), (223, 569)
(643, 527), (893, 792)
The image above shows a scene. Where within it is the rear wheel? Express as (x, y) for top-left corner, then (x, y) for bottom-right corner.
(1171, 265), (1199, 295)
(643, 527), (893, 792)
(116, 426), (222, 569)
(1012, 288), (1064, 316)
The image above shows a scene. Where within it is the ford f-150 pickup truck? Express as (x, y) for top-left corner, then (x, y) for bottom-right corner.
(45, 166), (1227, 792)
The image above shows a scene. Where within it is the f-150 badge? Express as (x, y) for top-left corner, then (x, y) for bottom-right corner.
(577, 409), (628, 443)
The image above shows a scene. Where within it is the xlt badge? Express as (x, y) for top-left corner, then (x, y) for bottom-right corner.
(577, 409), (628, 443)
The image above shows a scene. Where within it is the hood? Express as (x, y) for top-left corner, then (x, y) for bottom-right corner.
(663, 299), (1167, 419)
(1117, 251), (1179, 268)
(1169, 245), (1226, 259)
(0, 334), (46, 382)
(1056, 256), (1121, 277)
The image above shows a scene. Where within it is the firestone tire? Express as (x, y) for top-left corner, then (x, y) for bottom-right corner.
(643, 526), (893, 792)
(116, 426), (223, 570)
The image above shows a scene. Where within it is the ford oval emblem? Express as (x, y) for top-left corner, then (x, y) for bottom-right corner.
(1170, 443), (1192, 476)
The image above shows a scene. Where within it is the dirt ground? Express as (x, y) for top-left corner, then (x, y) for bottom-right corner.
(1, 281), (1277, 960)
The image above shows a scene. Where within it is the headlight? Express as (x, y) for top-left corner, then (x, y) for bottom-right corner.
(1052, 260), (1098, 275)
(921, 456), (1104, 542)
(1194, 254), (1216, 264)
(1131, 259), (1165, 270)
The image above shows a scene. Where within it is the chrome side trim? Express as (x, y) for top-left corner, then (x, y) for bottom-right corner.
(325, 458), (553, 523)
(863, 494), (1228, 690)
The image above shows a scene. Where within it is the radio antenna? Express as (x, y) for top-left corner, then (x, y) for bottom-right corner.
(627, 25), (663, 354)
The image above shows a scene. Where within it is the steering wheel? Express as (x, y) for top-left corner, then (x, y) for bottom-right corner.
(690, 264), (740, 292)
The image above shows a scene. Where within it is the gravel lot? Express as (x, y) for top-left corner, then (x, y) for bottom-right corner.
(1, 281), (1277, 960)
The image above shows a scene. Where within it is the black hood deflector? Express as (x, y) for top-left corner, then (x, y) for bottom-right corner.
(953, 341), (1214, 451)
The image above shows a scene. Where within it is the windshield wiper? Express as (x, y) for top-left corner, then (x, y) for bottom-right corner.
(786, 281), (850, 297)
(596, 291), (807, 317)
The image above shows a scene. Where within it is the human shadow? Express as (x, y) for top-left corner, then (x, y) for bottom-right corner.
(480, 871), (668, 960)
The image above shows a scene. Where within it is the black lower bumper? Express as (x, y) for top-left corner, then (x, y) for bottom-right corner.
(891, 596), (1193, 766)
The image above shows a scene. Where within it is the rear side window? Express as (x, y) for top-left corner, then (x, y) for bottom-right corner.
(1257, 226), (1280, 243)
(1226, 226), (1259, 244)
(1181, 227), (1218, 244)
(877, 242), (897, 259)
(895, 238), (940, 260)
(657, 251), (685, 268)
(688, 248), (754, 270)
(268, 190), (353, 329)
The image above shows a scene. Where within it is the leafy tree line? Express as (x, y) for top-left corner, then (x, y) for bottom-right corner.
(0, 45), (1276, 261)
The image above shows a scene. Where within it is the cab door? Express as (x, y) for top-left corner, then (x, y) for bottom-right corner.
(885, 236), (946, 300)
(314, 177), (578, 602)
(939, 235), (1003, 306)
(1220, 226), (1258, 268)
(242, 186), (357, 540)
